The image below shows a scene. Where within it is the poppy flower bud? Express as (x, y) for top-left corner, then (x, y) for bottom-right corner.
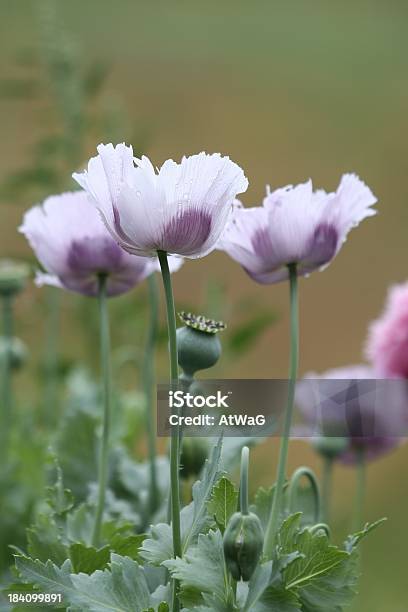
(0, 260), (30, 297)
(180, 437), (209, 478)
(312, 435), (349, 459)
(0, 337), (28, 370)
(223, 511), (264, 581)
(176, 312), (225, 376)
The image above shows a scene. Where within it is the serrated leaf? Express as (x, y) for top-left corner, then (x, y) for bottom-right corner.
(251, 483), (289, 533)
(164, 530), (232, 609)
(46, 464), (74, 516)
(251, 487), (274, 532)
(244, 562), (273, 611)
(26, 514), (68, 566)
(207, 477), (238, 533)
(15, 556), (74, 598)
(278, 515), (358, 611)
(69, 543), (110, 574)
(15, 554), (154, 611)
(55, 407), (99, 500)
(66, 504), (94, 545)
(344, 518), (387, 553)
(182, 436), (223, 552)
(69, 554), (151, 611)
(249, 585), (301, 612)
(244, 555), (302, 612)
(109, 533), (146, 561)
(140, 523), (173, 566)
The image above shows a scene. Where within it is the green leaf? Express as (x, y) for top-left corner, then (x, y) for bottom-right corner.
(142, 605), (169, 612)
(69, 543), (110, 574)
(109, 533), (146, 562)
(15, 556), (74, 598)
(249, 585), (301, 612)
(142, 604), (169, 612)
(182, 436), (224, 552)
(140, 523), (173, 566)
(15, 554), (153, 611)
(46, 464), (75, 516)
(344, 518), (387, 552)
(251, 487), (274, 532)
(278, 515), (358, 611)
(251, 482), (290, 533)
(207, 477), (238, 533)
(69, 554), (151, 611)
(244, 555), (302, 612)
(164, 530), (232, 610)
(26, 514), (68, 566)
(66, 504), (95, 545)
(55, 406), (99, 500)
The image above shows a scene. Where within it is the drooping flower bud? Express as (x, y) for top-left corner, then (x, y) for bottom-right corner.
(223, 511), (264, 581)
(180, 437), (209, 478)
(0, 259), (30, 297)
(176, 312), (225, 376)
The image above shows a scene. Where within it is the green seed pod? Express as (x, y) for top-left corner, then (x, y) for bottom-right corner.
(176, 312), (225, 376)
(0, 337), (28, 370)
(312, 435), (349, 459)
(180, 437), (209, 478)
(223, 511), (264, 581)
(0, 259), (30, 297)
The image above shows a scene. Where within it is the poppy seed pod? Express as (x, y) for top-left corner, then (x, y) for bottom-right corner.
(176, 312), (225, 376)
(223, 511), (264, 581)
(0, 260), (30, 297)
(312, 435), (349, 460)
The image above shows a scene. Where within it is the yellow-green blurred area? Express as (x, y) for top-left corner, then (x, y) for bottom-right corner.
(1, 1), (408, 609)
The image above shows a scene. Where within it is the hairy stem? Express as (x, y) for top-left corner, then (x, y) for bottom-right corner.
(144, 273), (159, 516)
(44, 287), (60, 426)
(264, 263), (299, 558)
(352, 449), (366, 531)
(157, 250), (181, 612)
(240, 446), (250, 515)
(92, 275), (112, 547)
(321, 456), (334, 523)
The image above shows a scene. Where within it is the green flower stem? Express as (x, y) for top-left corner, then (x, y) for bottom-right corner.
(287, 466), (320, 524)
(157, 250), (181, 612)
(92, 274), (112, 547)
(352, 449), (366, 531)
(240, 446), (250, 515)
(264, 263), (299, 559)
(321, 456), (334, 523)
(143, 273), (159, 516)
(1, 293), (14, 455)
(44, 287), (60, 426)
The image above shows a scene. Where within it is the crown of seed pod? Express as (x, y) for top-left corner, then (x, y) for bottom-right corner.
(176, 312), (226, 376)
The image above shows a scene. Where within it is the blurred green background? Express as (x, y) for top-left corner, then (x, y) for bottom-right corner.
(1, 1), (407, 609)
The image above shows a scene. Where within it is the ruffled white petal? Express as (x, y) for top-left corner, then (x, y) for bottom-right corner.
(219, 174), (377, 284)
(75, 145), (248, 258)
